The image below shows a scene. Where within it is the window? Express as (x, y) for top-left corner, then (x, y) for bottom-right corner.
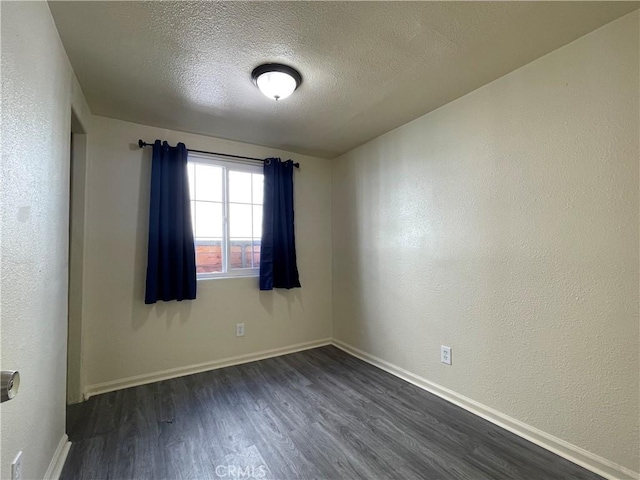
(187, 153), (263, 279)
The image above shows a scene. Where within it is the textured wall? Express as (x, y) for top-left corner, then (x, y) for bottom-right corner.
(0, 2), (85, 478)
(81, 116), (332, 390)
(332, 11), (639, 473)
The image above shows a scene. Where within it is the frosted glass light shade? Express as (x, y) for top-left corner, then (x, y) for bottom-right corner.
(251, 64), (302, 101)
(256, 71), (297, 100)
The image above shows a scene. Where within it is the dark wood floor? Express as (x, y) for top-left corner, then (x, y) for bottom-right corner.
(63, 346), (602, 480)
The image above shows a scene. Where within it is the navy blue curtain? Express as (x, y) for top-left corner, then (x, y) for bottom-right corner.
(260, 158), (301, 290)
(145, 140), (197, 304)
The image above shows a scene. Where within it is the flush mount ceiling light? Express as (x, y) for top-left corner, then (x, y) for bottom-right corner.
(251, 63), (302, 101)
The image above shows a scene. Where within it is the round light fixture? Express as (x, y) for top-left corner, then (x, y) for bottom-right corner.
(251, 63), (302, 101)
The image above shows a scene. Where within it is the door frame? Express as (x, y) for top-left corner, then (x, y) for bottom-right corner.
(67, 108), (88, 404)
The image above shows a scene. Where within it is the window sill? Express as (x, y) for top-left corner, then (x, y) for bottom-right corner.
(197, 273), (259, 281)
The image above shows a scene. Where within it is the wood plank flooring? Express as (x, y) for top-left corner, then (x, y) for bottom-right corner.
(63, 346), (603, 480)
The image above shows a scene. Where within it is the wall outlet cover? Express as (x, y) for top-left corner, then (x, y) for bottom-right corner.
(441, 345), (452, 365)
(11, 451), (22, 480)
(236, 323), (245, 337)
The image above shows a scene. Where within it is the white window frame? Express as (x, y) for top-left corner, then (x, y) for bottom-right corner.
(188, 152), (263, 280)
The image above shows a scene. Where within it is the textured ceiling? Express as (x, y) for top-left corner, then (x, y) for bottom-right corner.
(49, 1), (638, 158)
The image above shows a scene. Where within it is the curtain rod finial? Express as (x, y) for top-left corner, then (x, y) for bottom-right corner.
(138, 139), (146, 148)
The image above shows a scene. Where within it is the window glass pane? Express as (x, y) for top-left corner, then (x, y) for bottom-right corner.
(187, 162), (195, 199)
(252, 240), (261, 268)
(229, 171), (252, 203)
(252, 205), (262, 238)
(229, 239), (253, 269)
(229, 203), (252, 238)
(195, 163), (222, 201)
(195, 201), (223, 238)
(252, 174), (264, 205)
(189, 157), (263, 277)
(190, 201), (195, 234)
(196, 240), (222, 273)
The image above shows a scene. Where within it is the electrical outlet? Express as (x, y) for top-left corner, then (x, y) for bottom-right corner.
(441, 346), (452, 365)
(12, 451), (22, 480)
(236, 323), (245, 337)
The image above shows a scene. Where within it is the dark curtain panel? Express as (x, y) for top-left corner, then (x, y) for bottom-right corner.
(260, 158), (301, 290)
(145, 140), (197, 304)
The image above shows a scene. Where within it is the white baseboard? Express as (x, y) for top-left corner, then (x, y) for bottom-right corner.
(331, 339), (639, 480)
(44, 434), (71, 480)
(83, 338), (332, 399)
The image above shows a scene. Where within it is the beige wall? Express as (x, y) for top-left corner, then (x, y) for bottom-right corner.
(80, 116), (332, 392)
(0, 2), (90, 478)
(332, 11), (639, 474)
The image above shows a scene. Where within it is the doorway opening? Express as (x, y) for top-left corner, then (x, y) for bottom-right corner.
(67, 110), (88, 405)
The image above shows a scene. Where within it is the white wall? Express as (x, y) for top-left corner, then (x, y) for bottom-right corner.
(332, 11), (639, 474)
(1, 2), (90, 478)
(80, 116), (332, 393)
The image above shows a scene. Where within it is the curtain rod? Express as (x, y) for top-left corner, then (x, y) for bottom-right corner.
(137, 140), (300, 169)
